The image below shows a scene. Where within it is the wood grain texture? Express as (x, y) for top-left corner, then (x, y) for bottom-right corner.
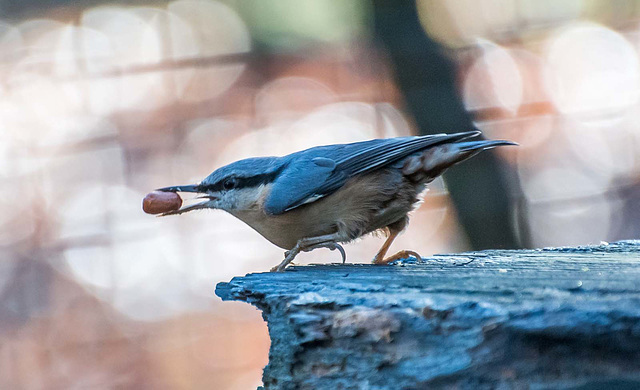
(216, 241), (640, 390)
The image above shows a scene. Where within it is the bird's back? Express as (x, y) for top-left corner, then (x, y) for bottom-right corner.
(264, 132), (481, 214)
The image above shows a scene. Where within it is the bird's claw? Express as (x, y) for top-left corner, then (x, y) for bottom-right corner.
(336, 243), (347, 264)
(329, 242), (347, 264)
(374, 250), (423, 265)
(271, 241), (347, 272)
(304, 242), (346, 264)
(402, 250), (422, 262)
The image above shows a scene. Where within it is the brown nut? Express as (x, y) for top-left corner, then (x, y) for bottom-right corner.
(143, 191), (182, 215)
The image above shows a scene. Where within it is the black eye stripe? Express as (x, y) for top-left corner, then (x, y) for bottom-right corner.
(200, 169), (283, 193)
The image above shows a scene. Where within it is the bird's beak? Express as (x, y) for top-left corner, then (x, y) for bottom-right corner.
(155, 184), (218, 216)
(155, 184), (200, 193)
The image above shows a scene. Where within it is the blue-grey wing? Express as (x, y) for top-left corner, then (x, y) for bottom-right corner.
(264, 131), (478, 214)
(264, 157), (337, 215)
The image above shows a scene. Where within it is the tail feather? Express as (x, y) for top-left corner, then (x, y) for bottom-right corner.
(450, 130), (482, 142)
(442, 130), (481, 142)
(402, 137), (516, 182)
(455, 139), (518, 152)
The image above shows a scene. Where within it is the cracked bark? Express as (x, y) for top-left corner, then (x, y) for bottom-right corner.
(216, 241), (640, 390)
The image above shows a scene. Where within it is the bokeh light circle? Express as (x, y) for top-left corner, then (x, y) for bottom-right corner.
(544, 22), (640, 126)
(168, 0), (251, 102)
(463, 41), (523, 115)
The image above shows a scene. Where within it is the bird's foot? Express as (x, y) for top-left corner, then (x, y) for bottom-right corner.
(373, 250), (422, 265)
(270, 241), (346, 272)
(303, 242), (346, 264)
(270, 234), (346, 272)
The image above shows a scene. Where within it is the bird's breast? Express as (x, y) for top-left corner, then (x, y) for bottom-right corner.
(227, 183), (334, 249)
(229, 207), (337, 250)
(228, 169), (422, 250)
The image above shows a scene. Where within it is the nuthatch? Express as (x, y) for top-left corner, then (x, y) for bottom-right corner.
(156, 131), (515, 271)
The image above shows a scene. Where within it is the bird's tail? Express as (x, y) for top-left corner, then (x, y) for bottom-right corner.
(402, 137), (516, 182)
(455, 139), (518, 152)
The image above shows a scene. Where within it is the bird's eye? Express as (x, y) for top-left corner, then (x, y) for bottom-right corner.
(223, 178), (238, 190)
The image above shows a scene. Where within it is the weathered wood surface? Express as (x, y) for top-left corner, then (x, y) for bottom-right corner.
(216, 241), (640, 390)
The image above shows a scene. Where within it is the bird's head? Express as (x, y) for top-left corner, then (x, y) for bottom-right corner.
(156, 157), (284, 215)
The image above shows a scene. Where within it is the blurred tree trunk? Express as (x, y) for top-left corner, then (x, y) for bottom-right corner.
(372, 1), (524, 249)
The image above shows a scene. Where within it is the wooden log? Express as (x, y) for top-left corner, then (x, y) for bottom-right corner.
(215, 241), (640, 389)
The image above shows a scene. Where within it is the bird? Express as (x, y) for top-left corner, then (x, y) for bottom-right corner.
(155, 131), (515, 271)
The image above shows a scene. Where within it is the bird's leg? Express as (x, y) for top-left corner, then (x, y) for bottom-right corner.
(371, 229), (398, 265)
(271, 247), (302, 273)
(372, 230), (422, 265)
(270, 233), (345, 272)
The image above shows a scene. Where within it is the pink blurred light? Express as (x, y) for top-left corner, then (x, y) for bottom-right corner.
(254, 76), (337, 124)
(168, 0), (251, 102)
(463, 41), (523, 115)
(543, 22), (640, 126)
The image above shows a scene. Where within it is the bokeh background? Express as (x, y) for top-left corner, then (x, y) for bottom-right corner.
(2, 0), (640, 388)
